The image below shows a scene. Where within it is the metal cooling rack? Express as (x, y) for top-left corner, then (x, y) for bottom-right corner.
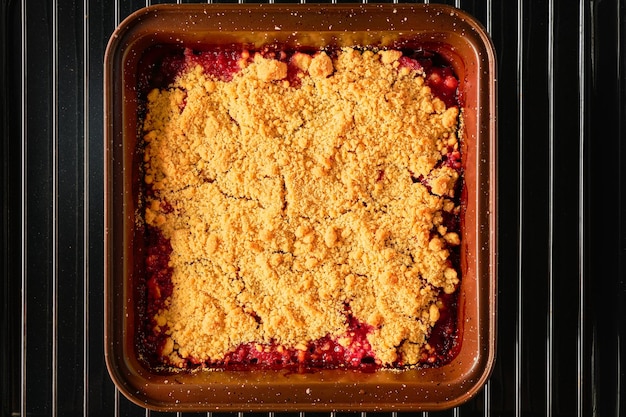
(1, 0), (624, 416)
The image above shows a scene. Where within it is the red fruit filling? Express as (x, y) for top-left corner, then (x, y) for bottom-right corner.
(138, 46), (463, 371)
(139, 47), (459, 105)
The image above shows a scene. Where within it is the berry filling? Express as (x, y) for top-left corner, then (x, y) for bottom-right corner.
(138, 46), (463, 372)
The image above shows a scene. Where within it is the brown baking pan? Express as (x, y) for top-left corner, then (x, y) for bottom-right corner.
(104, 3), (497, 412)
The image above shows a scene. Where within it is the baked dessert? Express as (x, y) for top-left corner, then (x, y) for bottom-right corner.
(139, 46), (462, 370)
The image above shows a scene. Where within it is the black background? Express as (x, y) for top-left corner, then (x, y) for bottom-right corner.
(1, 0), (625, 416)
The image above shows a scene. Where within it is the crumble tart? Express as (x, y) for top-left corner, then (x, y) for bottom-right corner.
(141, 46), (462, 370)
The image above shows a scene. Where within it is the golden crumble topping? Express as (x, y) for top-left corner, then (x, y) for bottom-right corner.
(142, 47), (461, 367)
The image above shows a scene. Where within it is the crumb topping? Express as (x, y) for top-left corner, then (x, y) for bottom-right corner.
(142, 47), (461, 367)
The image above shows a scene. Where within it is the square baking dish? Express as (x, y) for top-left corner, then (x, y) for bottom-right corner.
(104, 3), (497, 412)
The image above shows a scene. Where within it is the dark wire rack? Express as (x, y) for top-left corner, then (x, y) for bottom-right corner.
(1, 0), (624, 416)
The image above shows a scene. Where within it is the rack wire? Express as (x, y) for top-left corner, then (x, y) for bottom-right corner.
(1, 0), (624, 416)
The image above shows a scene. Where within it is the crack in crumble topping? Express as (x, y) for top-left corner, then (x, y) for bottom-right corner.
(142, 47), (461, 367)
